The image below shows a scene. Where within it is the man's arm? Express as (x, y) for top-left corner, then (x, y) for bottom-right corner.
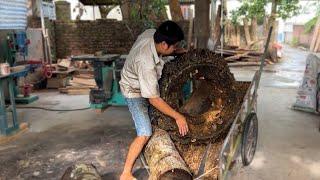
(149, 97), (188, 136)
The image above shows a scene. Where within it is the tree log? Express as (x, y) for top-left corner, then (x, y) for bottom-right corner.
(144, 129), (192, 180)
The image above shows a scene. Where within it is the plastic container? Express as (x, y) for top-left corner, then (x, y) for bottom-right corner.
(0, 63), (10, 76)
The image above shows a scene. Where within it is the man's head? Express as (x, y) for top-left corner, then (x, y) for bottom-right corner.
(154, 21), (184, 55)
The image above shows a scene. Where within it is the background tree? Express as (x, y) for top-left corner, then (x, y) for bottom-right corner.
(99, 5), (116, 19)
(230, 0), (267, 47)
(268, 0), (300, 42)
(231, 0), (300, 45)
(129, 0), (167, 28)
(169, 0), (184, 21)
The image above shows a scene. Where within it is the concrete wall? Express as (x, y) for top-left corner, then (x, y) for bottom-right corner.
(54, 20), (189, 58)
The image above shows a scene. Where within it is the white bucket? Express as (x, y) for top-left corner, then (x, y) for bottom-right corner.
(0, 63), (10, 76)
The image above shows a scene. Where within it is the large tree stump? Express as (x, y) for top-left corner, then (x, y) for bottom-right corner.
(144, 129), (192, 180)
(150, 49), (241, 144)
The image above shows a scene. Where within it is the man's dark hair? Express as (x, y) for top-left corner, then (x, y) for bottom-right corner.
(154, 21), (184, 46)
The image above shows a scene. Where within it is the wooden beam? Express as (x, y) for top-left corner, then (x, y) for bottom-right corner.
(310, 16), (320, 52)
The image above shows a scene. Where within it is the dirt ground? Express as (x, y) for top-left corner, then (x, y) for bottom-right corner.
(0, 104), (137, 180)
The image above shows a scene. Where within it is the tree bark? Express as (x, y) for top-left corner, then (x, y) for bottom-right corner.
(310, 16), (320, 52)
(230, 23), (237, 46)
(266, 0), (279, 62)
(211, 5), (222, 50)
(99, 5), (115, 19)
(120, 1), (131, 21)
(210, 0), (217, 35)
(144, 129), (192, 180)
(195, 0), (210, 49)
(251, 17), (258, 42)
(243, 18), (251, 46)
(263, 16), (269, 37)
(169, 0), (184, 21)
(269, 0), (278, 43)
(187, 8), (194, 50)
(236, 25), (241, 47)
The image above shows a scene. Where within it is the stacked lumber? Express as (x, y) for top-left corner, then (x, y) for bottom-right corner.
(215, 47), (273, 66)
(59, 74), (96, 95)
(46, 61), (75, 89)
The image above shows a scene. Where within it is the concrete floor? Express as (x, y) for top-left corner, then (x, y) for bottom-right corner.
(0, 46), (319, 180)
(230, 46), (320, 180)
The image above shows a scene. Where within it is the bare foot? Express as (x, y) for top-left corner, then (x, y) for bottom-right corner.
(120, 172), (136, 180)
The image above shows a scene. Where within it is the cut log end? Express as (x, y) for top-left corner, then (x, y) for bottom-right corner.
(159, 169), (192, 180)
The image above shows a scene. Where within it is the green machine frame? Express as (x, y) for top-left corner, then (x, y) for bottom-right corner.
(71, 54), (126, 110)
(0, 69), (29, 135)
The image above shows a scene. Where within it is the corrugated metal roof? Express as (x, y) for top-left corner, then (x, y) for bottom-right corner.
(0, 0), (27, 30)
(79, 0), (195, 5)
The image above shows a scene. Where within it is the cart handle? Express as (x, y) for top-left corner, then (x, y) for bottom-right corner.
(254, 26), (273, 92)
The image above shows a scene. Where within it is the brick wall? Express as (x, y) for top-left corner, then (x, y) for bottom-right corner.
(292, 25), (314, 47)
(54, 20), (189, 58)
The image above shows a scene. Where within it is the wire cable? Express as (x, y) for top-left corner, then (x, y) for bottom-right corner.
(15, 106), (90, 112)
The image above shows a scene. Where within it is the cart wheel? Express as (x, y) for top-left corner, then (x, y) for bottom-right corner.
(241, 112), (258, 166)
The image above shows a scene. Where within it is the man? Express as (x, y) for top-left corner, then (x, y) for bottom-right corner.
(119, 21), (189, 180)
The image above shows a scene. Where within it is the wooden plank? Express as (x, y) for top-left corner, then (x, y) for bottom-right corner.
(47, 77), (68, 89)
(314, 28), (320, 52)
(59, 88), (91, 95)
(224, 52), (249, 61)
(70, 77), (96, 86)
(228, 62), (266, 67)
(0, 123), (28, 145)
(74, 74), (94, 79)
(310, 16), (320, 51)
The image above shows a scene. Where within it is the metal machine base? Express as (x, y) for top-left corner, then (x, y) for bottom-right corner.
(15, 95), (39, 104)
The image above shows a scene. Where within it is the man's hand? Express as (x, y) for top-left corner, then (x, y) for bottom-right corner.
(148, 97), (189, 136)
(175, 114), (189, 136)
(174, 48), (188, 55)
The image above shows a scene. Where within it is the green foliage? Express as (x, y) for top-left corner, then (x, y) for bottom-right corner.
(231, 0), (301, 24)
(304, 17), (318, 34)
(290, 36), (299, 47)
(130, 0), (167, 29)
(277, 0), (300, 20)
(230, 0), (267, 25)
